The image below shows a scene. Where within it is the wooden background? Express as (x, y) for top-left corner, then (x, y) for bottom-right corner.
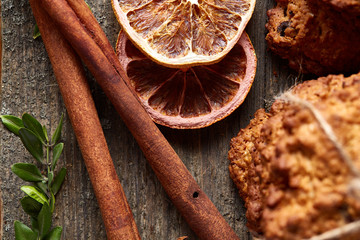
(0, 0), (300, 239)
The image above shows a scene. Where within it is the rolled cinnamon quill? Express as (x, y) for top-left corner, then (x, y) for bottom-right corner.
(39, 0), (240, 239)
(29, 1), (141, 239)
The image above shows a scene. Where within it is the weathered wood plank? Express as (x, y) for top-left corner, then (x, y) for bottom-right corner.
(0, 0), (304, 239)
(0, 1), (3, 237)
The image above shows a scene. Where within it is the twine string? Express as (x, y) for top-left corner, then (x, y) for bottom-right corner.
(307, 220), (360, 240)
(279, 92), (360, 178)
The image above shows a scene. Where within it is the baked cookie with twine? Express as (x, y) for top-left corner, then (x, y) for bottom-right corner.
(229, 73), (360, 239)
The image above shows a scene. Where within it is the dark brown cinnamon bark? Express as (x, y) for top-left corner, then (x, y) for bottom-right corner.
(29, 1), (141, 239)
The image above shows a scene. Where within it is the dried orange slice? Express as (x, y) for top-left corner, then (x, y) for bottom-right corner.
(112, 0), (256, 68)
(116, 31), (256, 129)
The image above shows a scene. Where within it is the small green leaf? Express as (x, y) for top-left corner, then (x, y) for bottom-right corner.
(50, 192), (55, 213)
(36, 182), (48, 196)
(11, 163), (43, 182)
(30, 217), (39, 232)
(21, 186), (48, 205)
(85, 2), (92, 11)
(51, 143), (64, 170)
(20, 196), (43, 218)
(19, 128), (44, 163)
(33, 24), (41, 39)
(14, 221), (37, 240)
(0, 115), (24, 136)
(43, 227), (62, 240)
(22, 113), (47, 143)
(51, 114), (63, 145)
(48, 172), (54, 189)
(43, 125), (49, 142)
(38, 203), (52, 238)
(51, 168), (66, 195)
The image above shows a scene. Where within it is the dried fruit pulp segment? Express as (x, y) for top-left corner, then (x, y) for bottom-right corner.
(117, 31), (256, 128)
(113, 0), (255, 67)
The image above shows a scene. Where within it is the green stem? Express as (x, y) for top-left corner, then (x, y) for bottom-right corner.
(46, 145), (51, 190)
(46, 144), (50, 165)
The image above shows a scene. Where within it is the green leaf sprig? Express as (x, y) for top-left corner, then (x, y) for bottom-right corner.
(0, 113), (66, 240)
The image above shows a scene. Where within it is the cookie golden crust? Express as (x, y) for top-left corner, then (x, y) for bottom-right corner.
(265, 0), (360, 76)
(229, 73), (360, 239)
(228, 109), (270, 233)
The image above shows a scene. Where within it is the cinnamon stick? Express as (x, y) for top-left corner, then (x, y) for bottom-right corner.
(39, 0), (240, 239)
(29, 1), (141, 239)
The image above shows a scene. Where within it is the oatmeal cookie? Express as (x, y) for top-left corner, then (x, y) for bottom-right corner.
(229, 73), (360, 239)
(266, 0), (360, 76)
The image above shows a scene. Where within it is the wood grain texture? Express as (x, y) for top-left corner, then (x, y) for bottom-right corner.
(0, 0), (300, 239)
(0, 0), (2, 238)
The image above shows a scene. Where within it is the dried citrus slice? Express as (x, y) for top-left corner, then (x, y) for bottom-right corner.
(112, 0), (256, 68)
(116, 31), (256, 129)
